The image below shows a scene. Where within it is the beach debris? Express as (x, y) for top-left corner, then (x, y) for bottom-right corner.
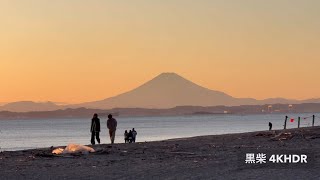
(63, 144), (95, 154)
(52, 144), (95, 155)
(270, 132), (293, 141)
(255, 132), (274, 137)
(169, 152), (196, 155)
(28, 155), (36, 160)
(142, 146), (148, 154)
(207, 144), (218, 148)
(305, 135), (320, 139)
(35, 152), (55, 158)
(52, 148), (64, 155)
(120, 150), (128, 156)
(94, 149), (110, 155)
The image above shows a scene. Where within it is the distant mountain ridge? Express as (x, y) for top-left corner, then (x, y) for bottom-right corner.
(1, 103), (320, 120)
(1, 73), (320, 112)
(0, 101), (64, 112)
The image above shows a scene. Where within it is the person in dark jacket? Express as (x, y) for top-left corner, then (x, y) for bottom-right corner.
(90, 113), (101, 145)
(124, 130), (129, 143)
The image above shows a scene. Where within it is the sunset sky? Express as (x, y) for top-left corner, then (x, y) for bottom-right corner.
(1, 0), (319, 104)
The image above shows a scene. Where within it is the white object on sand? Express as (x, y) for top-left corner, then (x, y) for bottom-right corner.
(52, 144), (95, 155)
(52, 148), (64, 154)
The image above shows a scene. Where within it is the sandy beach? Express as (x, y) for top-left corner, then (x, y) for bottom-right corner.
(1, 126), (320, 180)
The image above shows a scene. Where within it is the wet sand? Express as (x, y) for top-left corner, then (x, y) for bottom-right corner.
(1, 127), (320, 180)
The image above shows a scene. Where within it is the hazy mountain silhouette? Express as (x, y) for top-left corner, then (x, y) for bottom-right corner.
(1, 73), (319, 112)
(79, 72), (238, 109)
(0, 101), (63, 112)
(78, 72), (312, 109)
(302, 98), (320, 103)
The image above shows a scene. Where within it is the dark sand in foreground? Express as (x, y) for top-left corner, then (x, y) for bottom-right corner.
(1, 127), (320, 180)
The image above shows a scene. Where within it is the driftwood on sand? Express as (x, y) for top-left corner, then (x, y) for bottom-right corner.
(270, 132), (293, 141)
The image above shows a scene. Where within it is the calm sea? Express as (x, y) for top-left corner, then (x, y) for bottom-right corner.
(0, 113), (318, 151)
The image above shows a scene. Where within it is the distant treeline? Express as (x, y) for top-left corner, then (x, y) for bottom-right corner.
(1, 103), (320, 120)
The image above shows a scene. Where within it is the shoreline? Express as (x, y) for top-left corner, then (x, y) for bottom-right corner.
(1, 126), (320, 179)
(0, 126), (304, 152)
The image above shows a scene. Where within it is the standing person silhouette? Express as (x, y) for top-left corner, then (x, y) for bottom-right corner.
(128, 130), (133, 143)
(90, 113), (101, 145)
(107, 114), (117, 144)
(124, 130), (129, 143)
(269, 122), (273, 131)
(132, 128), (137, 143)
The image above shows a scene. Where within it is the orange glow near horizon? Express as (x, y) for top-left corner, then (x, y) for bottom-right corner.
(1, 1), (320, 104)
